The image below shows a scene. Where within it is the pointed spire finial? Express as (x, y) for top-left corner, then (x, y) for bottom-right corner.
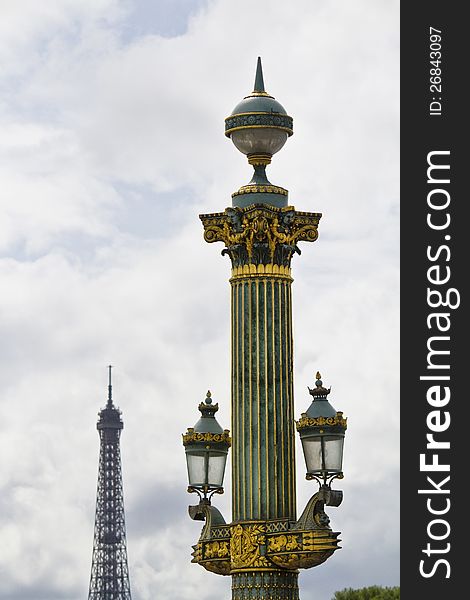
(107, 365), (113, 407)
(308, 371), (331, 398)
(253, 56), (265, 93)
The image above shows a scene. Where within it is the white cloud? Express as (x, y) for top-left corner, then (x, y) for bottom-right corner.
(0, 1), (399, 598)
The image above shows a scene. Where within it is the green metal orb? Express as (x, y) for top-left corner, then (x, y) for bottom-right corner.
(225, 56), (293, 152)
(225, 57), (294, 209)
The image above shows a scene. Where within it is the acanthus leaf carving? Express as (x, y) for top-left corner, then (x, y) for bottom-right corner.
(200, 205), (321, 270)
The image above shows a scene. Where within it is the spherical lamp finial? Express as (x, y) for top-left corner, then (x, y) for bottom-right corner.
(224, 57), (294, 208)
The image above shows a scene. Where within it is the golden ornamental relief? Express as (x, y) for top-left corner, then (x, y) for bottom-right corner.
(200, 206), (321, 264)
(269, 216), (318, 246)
(183, 430), (232, 445)
(302, 530), (340, 551)
(266, 528), (339, 570)
(203, 225), (225, 244)
(267, 534), (301, 553)
(194, 539), (231, 576)
(296, 413), (348, 430)
(204, 540), (230, 559)
(230, 523), (270, 569)
(269, 551), (334, 570)
(232, 184), (288, 197)
(201, 560), (231, 576)
(191, 542), (203, 563)
(268, 553), (303, 569)
(192, 515), (341, 574)
(230, 263), (292, 279)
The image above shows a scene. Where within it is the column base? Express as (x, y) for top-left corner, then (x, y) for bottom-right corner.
(232, 570), (299, 600)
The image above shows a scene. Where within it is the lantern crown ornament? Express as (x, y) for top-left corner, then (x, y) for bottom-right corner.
(225, 57), (293, 208)
(297, 372), (348, 488)
(183, 390), (231, 503)
(193, 390), (223, 432)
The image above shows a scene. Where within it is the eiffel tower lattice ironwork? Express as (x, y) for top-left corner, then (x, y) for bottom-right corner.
(88, 366), (132, 600)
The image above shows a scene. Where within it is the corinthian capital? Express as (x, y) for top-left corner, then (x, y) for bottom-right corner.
(200, 204), (321, 271)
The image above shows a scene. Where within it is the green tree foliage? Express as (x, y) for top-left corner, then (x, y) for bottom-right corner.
(332, 586), (400, 600)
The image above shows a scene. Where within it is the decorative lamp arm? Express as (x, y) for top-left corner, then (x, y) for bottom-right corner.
(188, 498), (226, 539)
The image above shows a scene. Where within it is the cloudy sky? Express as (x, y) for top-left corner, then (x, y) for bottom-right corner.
(0, 1), (399, 599)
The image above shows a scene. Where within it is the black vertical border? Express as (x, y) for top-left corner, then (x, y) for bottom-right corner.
(401, 3), (466, 599)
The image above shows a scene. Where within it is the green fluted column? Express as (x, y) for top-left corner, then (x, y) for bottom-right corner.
(231, 274), (296, 522)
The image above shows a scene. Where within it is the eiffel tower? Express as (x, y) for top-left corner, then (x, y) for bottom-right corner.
(88, 367), (132, 600)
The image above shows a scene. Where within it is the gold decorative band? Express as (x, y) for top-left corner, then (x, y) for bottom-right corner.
(232, 184), (288, 198)
(247, 153), (272, 166)
(230, 264), (292, 281)
(296, 413), (347, 430)
(183, 429), (232, 446)
(225, 124), (293, 136)
(231, 567), (296, 574)
(243, 92), (274, 98)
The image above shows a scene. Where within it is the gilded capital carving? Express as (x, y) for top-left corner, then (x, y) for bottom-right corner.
(200, 204), (321, 271)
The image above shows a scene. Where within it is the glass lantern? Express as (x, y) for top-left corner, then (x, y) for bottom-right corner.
(182, 391), (231, 501)
(296, 372), (347, 487)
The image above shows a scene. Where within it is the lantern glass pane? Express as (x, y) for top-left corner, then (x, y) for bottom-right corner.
(323, 436), (344, 472)
(186, 451), (207, 487)
(301, 437), (323, 473)
(231, 128), (288, 156)
(208, 452), (227, 488)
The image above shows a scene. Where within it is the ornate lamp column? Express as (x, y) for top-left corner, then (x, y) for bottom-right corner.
(186, 58), (346, 600)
